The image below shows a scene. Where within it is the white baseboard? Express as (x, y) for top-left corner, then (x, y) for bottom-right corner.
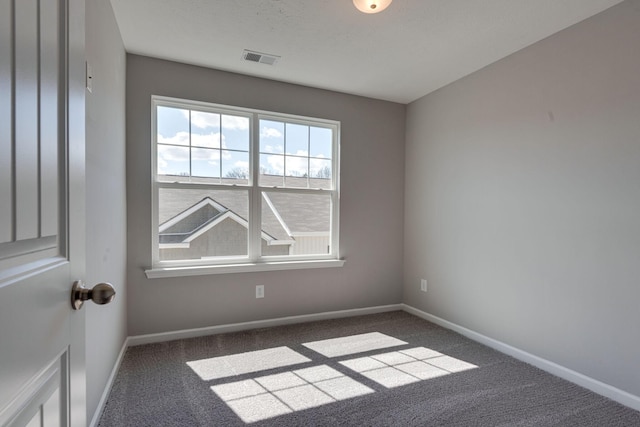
(401, 304), (640, 412)
(128, 304), (403, 346)
(88, 337), (130, 427)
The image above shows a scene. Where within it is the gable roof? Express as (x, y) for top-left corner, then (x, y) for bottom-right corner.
(159, 197), (281, 244)
(158, 179), (331, 243)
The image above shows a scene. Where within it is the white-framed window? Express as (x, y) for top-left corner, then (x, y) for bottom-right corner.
(148, 96), (341, 276)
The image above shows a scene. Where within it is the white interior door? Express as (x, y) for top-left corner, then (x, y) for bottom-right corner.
(0, 0), (87, 426)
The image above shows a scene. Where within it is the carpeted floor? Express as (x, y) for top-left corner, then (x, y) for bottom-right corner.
(98, 311), (640, 426)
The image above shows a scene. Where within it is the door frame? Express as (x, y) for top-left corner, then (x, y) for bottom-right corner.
(67, 0), (87, 424)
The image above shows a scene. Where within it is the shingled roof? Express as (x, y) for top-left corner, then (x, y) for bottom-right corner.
(158, 176), (331, 245)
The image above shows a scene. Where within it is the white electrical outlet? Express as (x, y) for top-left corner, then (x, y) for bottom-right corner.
(256, 285), (264, 299)
(420, 279), (427, 292)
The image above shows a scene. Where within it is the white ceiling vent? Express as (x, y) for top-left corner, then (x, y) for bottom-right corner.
(242, 50), (280, 66)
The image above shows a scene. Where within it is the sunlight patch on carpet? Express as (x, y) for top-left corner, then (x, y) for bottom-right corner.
(187, 346), (310, 381)
(211, 365), (374, 423)
(340, 347), (478, 388)
(199, 336), (477, 423)
(302, 332), (407, 357)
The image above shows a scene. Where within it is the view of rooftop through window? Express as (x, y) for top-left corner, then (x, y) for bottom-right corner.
(153, 97), (339, 266)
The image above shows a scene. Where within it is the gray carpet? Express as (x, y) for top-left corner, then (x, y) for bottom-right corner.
(98, 311), (640, 426)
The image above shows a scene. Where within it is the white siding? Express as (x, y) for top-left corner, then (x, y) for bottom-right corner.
(290, 235), (330, 255)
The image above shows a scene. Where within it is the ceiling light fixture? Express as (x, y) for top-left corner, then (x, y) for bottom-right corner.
(353, 0), (393, 14)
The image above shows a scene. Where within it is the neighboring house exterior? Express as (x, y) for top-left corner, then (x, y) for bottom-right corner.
(158, 176), (331, 260)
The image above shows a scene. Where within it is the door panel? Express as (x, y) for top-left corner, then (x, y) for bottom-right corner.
(0, 0), (86, 425)
(0, 0), (60, 260)
(5, 353), (64, 427)
(0, 262), (69, 414)
(40, 0), (61, 238)
(0, 0), (12, 244)
(14, 0), (40, 241)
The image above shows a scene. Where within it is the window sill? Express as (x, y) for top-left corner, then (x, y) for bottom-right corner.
(145, 259), (345, 279)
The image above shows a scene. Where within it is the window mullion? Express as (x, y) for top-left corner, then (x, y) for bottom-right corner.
(188, 110), (192, 179)
(307, 126), (310, 188)
(283, 124), (287, 187)
(248, 113), (261, 261)
(151, 100), (160, 266)
(330, 125), (339, 258)
(218, 114), (222, 182)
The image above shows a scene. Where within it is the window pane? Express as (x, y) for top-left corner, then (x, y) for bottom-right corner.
(221, 150), (249, 185)
(310, 126), (332, 159)
(285, 155), (309, 188)
(285, 155), (308, 178)
(285, 123), (308, 155)
(310, 159), (332, 189)
(157, 106), (189, 146)
(158, 145), (189, 177)
(222, 115), (250, 151)
(260, 153), (284, 187)
(192, 148), (220, 178)
(191, 110), (221, 148)
(262, 192), (331, 256)
(284, 176), (308, 188)
(260, 120), (284, 154)
(159, 187), (249, 260)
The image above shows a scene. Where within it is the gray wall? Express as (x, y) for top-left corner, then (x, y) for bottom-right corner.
(404, 0), (640, 398)
(126, 55), (405, 335)
(85, 0), (127, 421)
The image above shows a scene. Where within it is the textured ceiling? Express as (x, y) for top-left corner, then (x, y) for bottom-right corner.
(109, 0), (623, 104)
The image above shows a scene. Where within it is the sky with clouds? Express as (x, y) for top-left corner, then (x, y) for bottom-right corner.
(157, 106), (333, 183)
